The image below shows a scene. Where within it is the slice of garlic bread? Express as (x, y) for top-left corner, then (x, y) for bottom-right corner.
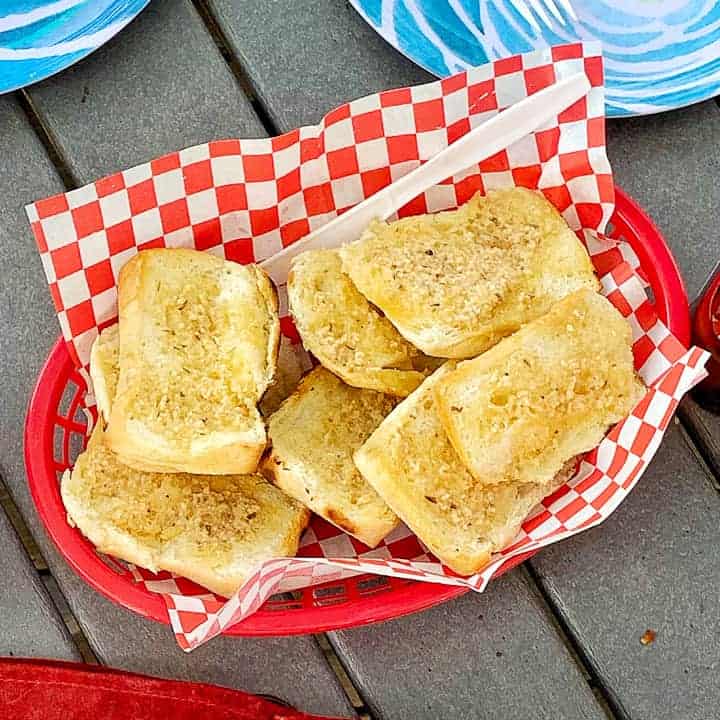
(261, 367), (398, 548)
(288, 249), (424, 397)
(339, 188), (598, 358)
(435, 288), (644, 486)
(354, 365), (570, 575)
(62, 427), (309, 598)
(107, 248), (279, 474)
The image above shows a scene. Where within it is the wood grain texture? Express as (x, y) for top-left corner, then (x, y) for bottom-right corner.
(25, 0), (265, 184)
(531, 423), (720, 720)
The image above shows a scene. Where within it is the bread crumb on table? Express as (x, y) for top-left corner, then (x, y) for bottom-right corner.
(640, 629), (657, 645)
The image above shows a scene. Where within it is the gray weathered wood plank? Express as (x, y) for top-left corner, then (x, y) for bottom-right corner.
(531, 422), (720, 720)
(0, 96), (80, 662)
(205, 0), (432, 132)
(607, 102), (720, 301)
(26, 0), (265, 183)
(1, 16), (352, 712)
(0, 503), (80, 660)
(53, 581), (352, 715)
(330, 570), (606, 720)
(533, 103), (720, 720)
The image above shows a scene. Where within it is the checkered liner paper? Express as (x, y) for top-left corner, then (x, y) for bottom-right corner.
(27, 43), (708, 651)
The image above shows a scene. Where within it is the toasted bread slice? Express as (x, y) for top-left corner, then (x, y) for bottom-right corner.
(62, 427), (309, 598)
(339, 188), (599, 358)
(259, 336), (308, 417)
(288, 249), (425, 397)
(261, 367), (398, 547)
(90, 324), (119, 425)
(354, 365), (570, 575)
(107, 249), (279, 474)
(92, 323), (302, 425)
(435, 288), (645, 486)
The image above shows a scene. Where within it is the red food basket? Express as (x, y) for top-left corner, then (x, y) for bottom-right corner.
(24, 187), (690, 637)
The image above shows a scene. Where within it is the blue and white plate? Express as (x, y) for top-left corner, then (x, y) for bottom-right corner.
(0, 0), (150, 94)
(351, 0), (720, 117)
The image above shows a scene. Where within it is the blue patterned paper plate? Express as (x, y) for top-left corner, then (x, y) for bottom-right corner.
(0, 0), (150, 94)
(351, 0), (720, 117)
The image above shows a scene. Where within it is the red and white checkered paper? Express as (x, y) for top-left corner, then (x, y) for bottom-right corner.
(27, 43), (708, 651)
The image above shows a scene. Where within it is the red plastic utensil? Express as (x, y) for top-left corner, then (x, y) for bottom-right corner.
(691, 263), (720, 405)
(0, 658), (352, 719)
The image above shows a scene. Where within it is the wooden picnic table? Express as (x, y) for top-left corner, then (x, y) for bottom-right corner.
(1, 2), (719, 718)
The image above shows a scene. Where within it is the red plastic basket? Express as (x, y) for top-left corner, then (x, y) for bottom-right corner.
(24, 188), (689, 636)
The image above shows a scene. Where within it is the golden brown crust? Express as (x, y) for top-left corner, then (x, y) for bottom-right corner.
(325, 508), (358, 536)
(259, 337), (307, 417)
(331, 365), (425, 398)
(113, 440), (266, 476)
(89, 324), (119, 426)
(251, 263), (281, 392)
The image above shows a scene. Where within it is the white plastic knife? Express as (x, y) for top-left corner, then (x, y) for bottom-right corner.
(260, 72), (592, 285)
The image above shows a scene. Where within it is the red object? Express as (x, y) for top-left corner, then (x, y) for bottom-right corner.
(23, 188), (690, 638)
(692, 266), (720, 402)
(0, 658), (351, 719)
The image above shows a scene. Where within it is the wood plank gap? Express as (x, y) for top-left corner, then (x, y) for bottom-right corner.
(524, 562), (627, 720)
(0, 470), (97, 663)
(189, 0), (280, 137)
(264, 593), (362, 714)
(15, 89), (79, 190)
(315, 633), (375, 719)
(0, 473), (47, 571)
(40, 574), (98, 665)
(675, 410), (720, 491)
